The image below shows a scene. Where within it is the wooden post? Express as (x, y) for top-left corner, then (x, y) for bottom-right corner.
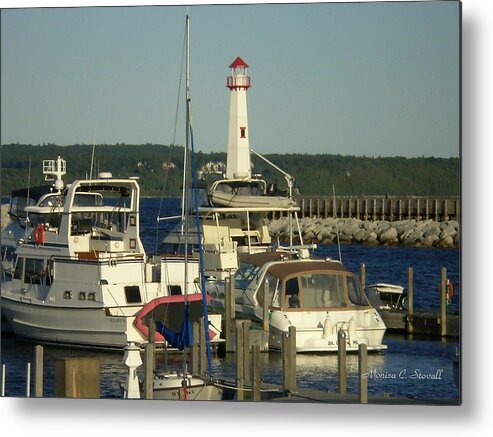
(389, 198), (394, 222)
(251, 345), (261, 401)
(364, 198), (368, 221)
(242, 320), (251, 385)
(34, 345), (43, 398)
(356, 198), (360, 219)
(143, 343), (154, 400)
(381, 198), (385, 221)
(358, 343), (368, 404)
(360, 263), (366, 292)
(26, 362), (31, 397)
(398, 198), (402, 221)
(282, 326), (296, 393)
(407, 198), (412, 220)
(407, 267), (414, 334)
(372, 199), (377, 221)
(309, 198), (313, 218)
(416, 198), (421, 221)
(425, 199), (429, 220)
(1, 364), (5, 397)
(148, 319), (156, 344)
(337, 330), (347, 395)
(440, 267), (447, 337)
(435, 199), (439, 222)
(348, 198), (352, 219)
(225, 275), (235, 352)
(236, 322), (244, 401)
(444, 199), (449, 221)
(192, 322), (199, 375)
(262, 279), (270, 351)
(301, 198), (305, 218)
(316, 197), (320, 218)
(55, 358), (100, 398)
(333, 196), (337, 219)
(324, 198), (328, 219)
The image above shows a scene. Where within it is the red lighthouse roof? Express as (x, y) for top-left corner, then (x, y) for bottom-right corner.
(229, 56), (249, 69)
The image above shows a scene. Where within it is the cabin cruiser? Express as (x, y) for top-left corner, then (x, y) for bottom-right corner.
(208, 249), (387, 353)
(1, 158), (219, 349)
(1, 156), (66, 270)
(366, 283), (407, 311)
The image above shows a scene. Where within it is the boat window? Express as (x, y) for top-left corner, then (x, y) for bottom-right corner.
(73, 193), (104, 207)
(39, 194), (63, 207)
(297, 273), (346, 309)
(285, 277), (301, 308)
(71, 211), (127, 236)
(168, 285), (182, 296)
(125, 285), (142, 304)
(347, 276), (370, 306)
(256, 273), (280, 308)
(234, 262), (260, 291)
(14, 257), (24, 280)
(24, 258), (45, 285)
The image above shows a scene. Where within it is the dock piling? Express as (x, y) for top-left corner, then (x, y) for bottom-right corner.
(236, 322), (244, 400)
(440, 267), (448, 337)
(337, 330), (347, 395)
(407, 267), (414, 334)
(282, 326), (297, 393)
(143, 343), (154, 400)
(251, 345), (261, 401)
(34, 345), (43, 398)
(1, 364), (5, 397)
(358, 343), (368, 404)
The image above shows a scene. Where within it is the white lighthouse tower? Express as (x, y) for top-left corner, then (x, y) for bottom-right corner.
(226, 56), (252, 180)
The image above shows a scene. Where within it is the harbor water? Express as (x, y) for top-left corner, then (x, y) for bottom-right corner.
(0, 198), (460, 401)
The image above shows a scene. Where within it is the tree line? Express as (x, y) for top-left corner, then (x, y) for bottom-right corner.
(0, 143), (459, 198)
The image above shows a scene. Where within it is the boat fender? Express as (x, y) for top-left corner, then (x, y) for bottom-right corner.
(348, 317), (357, 341)
(34, 224), (46, 245)
(322, 316), (332, 339)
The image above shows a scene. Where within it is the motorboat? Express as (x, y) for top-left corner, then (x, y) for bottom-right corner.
(1, 161), (205, 350)
(366, 283), (407, 311)
(1, 156), (66, 270)
(208, 249), (387, 353)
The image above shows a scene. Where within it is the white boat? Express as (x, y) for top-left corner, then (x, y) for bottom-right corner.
(1, 156), (66, 270)
(366, 283), (407, 311)
(208, 249), (387, 353)
(209, 178), (296, 209)
(1, 160), (202, 349)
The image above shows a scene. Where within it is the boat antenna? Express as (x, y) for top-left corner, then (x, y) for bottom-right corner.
(89, 124), (97, 179)
(333, 184), (342, 263)
(24, 156), (32, 241)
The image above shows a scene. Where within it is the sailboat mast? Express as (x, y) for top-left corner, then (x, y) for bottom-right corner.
(183, 14), (191, 292)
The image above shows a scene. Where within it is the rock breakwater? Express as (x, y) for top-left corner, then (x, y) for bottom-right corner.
(268, 217), (459, 248)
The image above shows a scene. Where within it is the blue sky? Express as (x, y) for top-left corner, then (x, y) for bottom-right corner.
(1, 1), (460, 157)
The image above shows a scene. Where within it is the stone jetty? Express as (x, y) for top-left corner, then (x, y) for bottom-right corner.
(268, 216), (459, 248)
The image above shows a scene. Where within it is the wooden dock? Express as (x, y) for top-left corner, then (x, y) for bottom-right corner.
(294, 195), (460, 222)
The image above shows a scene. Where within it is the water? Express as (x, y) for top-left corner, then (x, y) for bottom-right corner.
(0, 198), (460, 401)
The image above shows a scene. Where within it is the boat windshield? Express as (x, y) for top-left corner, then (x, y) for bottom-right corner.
(234, 262), (261, 291)
(347, 276), (370, 306)
(285, 273), (347, 309)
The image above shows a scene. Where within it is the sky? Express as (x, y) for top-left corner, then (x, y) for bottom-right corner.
(1, 1), (460, 157)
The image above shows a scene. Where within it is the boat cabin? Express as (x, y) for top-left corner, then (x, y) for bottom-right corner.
(234, 251), (371, 311)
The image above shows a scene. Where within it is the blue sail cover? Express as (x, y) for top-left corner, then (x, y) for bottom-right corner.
(155, 303), (193, 350)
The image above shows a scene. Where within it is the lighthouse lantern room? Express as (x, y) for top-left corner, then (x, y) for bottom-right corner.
(226, 56), (252, 180)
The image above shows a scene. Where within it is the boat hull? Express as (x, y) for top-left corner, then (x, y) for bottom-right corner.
(153, 373), (224, 400)
(1, 296), (133, 350)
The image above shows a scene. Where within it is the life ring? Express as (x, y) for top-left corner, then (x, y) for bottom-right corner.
(34, 224), (46, 245)
(446, 279), (455, 299)
(440, 279), (454, 299)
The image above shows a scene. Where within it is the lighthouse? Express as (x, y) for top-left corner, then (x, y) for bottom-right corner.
(226, 56), (252, 180)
